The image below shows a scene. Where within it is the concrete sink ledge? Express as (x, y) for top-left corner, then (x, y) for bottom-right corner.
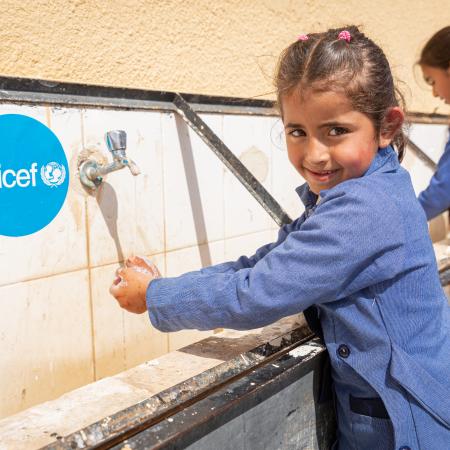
(0, 315), (314, 449)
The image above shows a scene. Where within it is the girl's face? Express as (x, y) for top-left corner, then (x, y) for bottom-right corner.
(282, 89), (388, 195)
(421, 64), (450, 104)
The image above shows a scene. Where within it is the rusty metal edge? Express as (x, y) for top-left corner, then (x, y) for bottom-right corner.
(110, 338), (333, 450)
(439, 267), (450, 286)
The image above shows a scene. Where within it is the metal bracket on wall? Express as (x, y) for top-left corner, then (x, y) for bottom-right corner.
(172, 93), (292, 227)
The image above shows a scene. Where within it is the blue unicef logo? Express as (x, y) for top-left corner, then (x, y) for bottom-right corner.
(0, 114), (69, 237)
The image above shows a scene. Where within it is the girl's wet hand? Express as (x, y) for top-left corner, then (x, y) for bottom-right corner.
(109, 256), (161, 314)
(126, 255), (161, 278)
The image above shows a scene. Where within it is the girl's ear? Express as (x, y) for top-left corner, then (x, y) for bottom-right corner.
(379, 107), (405, 148)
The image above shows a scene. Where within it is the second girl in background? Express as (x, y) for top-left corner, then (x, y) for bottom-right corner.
(418, 26), (450, 220)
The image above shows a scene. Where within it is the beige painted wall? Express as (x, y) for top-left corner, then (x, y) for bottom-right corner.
(0, 0), (449, 114)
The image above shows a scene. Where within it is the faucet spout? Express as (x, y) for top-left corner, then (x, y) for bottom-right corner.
(79, 130), (141, 190)
(125, 159), (141, 176)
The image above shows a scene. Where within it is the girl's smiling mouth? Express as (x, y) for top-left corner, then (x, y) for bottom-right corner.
(304, 167), (340, 182)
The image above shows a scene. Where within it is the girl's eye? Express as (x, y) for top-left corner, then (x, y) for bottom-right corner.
(329, 127), (349, 136)
(289, 129), (306, 137)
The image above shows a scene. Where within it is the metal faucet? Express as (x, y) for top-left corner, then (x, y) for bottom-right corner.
(79, 130), (140, 190)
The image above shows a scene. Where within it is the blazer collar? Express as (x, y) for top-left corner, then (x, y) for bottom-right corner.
(295, 183), (318, 209)
(364, 145), (399, 176)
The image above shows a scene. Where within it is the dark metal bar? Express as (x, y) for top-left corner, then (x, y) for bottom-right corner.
(439, 267), (450, 286)
(173, 93), (292, 227)
(0, 75), (275, 115)
(407, 112), (450, 125)
(0, 76), (447, 124)
(0, 90), (276, 115)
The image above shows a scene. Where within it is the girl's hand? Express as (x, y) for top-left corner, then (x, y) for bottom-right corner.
(109, 256), (161, 314)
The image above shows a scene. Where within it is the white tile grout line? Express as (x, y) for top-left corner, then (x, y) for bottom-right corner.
(0, 229), (280, 289)
(82, 106), (98, 380)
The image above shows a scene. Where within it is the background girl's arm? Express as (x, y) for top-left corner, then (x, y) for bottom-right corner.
(418, 137), (450, 220)
(147, 185), (406, 332)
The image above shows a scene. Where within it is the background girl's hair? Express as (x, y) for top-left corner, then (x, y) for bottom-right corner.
(418, 26), (450, 70)
(274, 25), (407, 160)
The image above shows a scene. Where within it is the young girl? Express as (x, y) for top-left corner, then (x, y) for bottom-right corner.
(417, 26), (450, 220)
(110, 26), (450, 450)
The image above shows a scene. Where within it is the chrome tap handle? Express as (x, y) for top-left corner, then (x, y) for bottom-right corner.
(105, 130), (127, 159)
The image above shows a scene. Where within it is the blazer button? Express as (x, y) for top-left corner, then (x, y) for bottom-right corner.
(337, 344), (350, 358)
(399, 447), (410, 450)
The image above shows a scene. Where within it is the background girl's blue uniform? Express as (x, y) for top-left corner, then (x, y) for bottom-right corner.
(147, 147), (450, 450)
(418, 131), (450, 219)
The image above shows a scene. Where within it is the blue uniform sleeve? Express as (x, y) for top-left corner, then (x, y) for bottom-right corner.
(418, 137), (450, 220)
(194, 216), (304, 275)
(147, 184), (406, 332)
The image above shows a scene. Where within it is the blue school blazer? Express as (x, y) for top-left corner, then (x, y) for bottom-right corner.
(419, 131), (450, 220)
(147, 146), (450, 450)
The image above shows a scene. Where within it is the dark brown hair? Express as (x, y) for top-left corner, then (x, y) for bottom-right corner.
(275, 25), (406, 160)
(418, 26), (450, 70)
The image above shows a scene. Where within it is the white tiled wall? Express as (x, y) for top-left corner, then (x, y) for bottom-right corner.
(408, 123), (449, 164)
(162, 112), (225, 251)
(82, 109), (165, 266)
(405, 124), (449, 194)
(222, 115), (274, 237)
(0, 101), (445, 419)
(406, 124), (449, 242)
(0, 270), (93, 419)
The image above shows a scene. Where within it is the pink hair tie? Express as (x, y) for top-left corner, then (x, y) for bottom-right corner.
(297, 34), (309, 41)
(338, 30), (351, 43)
